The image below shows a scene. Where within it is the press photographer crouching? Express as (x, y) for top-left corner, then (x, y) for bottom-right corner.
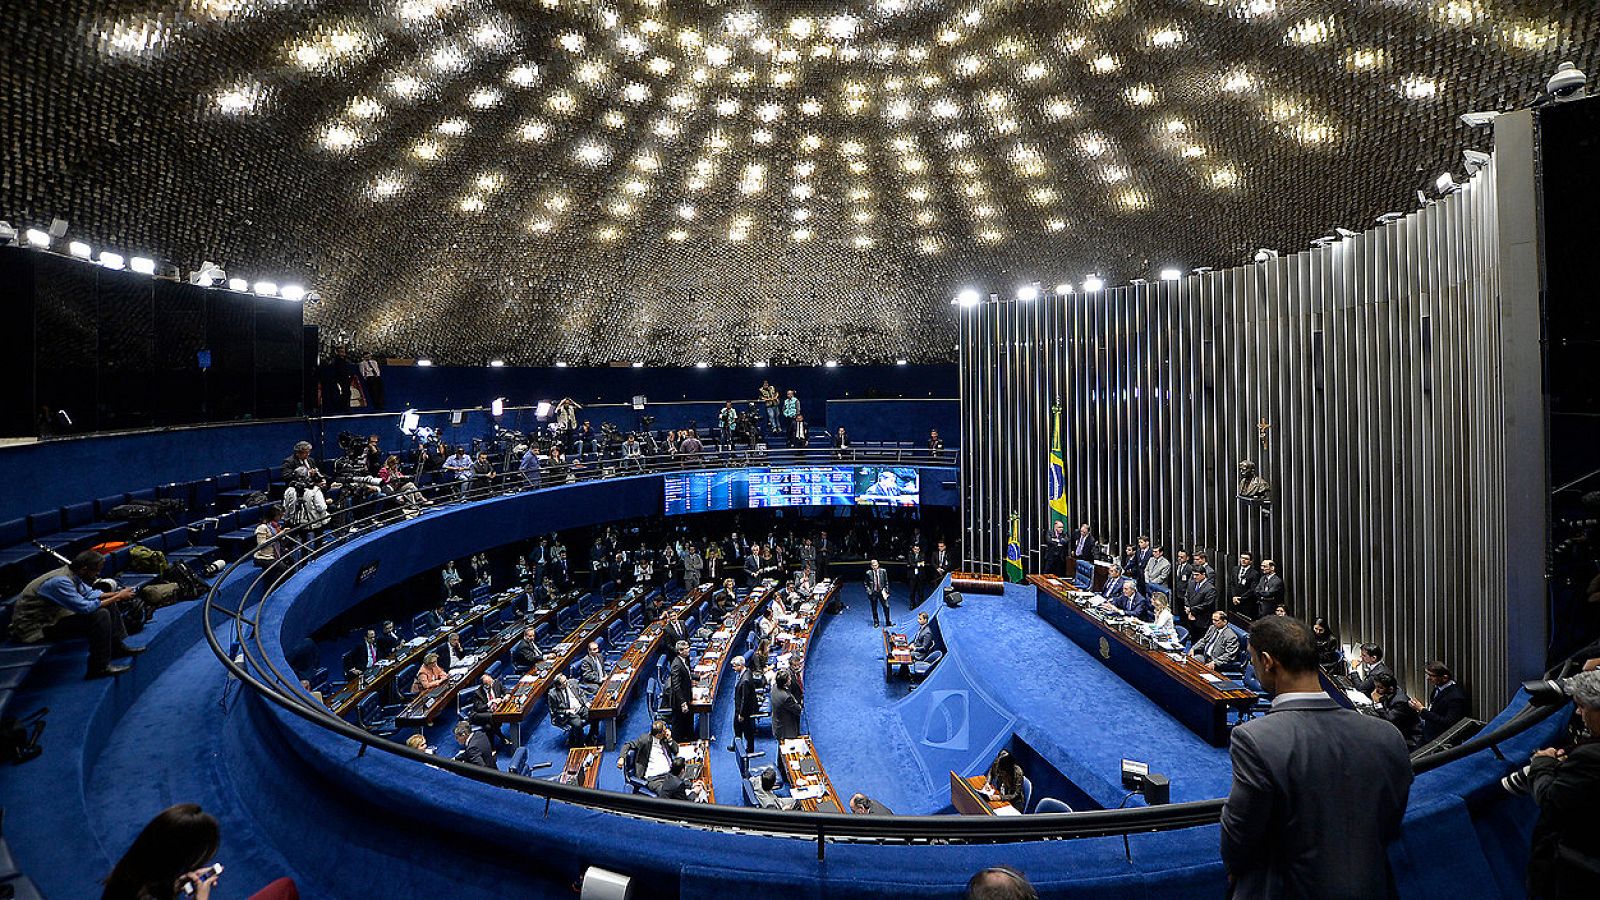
(1519, 669), (1600, 898)
(6, 550), (145, 679)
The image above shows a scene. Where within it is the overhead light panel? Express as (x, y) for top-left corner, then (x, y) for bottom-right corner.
(281, 284), (306, 301)
(489, 359), (505, 367)
(1159, 268), (1182, 281)
(68, 241), (92, 259)
(130, 256), (156, 275)
(24, 229), (50, 248)
(227, 277), (249, 292)
(955, 288), (980, 306)
(99, 251), (125, 269)
(1082, 275), (1105, 292)
(1016, 285), (1038, 301)
(253, 280), (278, 296)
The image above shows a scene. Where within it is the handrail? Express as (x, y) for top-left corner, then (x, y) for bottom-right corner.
(202, 449), (1568, 847)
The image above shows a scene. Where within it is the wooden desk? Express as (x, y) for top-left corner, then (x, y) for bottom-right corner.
(950, 571), (1005, 595)
(490, 587), (640, 732)
(1031, 575), (1256, 746)
(883, 630), (914, 679)
(689, 582), (774, 739)
(950, 771), (1016, 816)
(556, 746), (603, 788)
(327, 588), (524, 717)
(590, 585), (711, 749)
(683, 739), (716, 804)
(777, 736), (845, 813)
(769, 579), (838, 688)
(396, 599), (560, 732)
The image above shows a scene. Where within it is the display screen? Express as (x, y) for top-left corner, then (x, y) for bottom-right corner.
(749, 466), (856, 508)
(663, 470), (752, 515)
(854, 466), (921, 506)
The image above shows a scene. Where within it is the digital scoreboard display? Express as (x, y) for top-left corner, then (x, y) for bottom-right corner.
(663, 470), (750, 515)
(748, 466), (856, 508)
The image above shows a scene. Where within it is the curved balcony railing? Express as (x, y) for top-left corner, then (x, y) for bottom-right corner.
(202, 446), (1569, 853)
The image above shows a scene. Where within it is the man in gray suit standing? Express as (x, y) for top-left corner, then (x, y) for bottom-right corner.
(1221, 616), (1412, 899)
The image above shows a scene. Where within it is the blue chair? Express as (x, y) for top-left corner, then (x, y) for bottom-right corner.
(508, 746), (529, 776)
(456, 685), (481, 719)
(1034, 797), (1072, 813)
(93, 494), (129, 519)
(606, 619), (627, 648)
(1174, 625), (1191, 645)
(741, 776), (759, 807)
(393, 664), (419, 698)
(306, 667), (330, 691)
(355, 693), (398, 736)
(533, 622), (552, 645)
(410, 612), (434, 636)
(1021, 776), (1034, 814)
(910, 649), (943, 682)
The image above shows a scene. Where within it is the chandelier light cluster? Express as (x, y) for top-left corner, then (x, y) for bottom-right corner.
(1, 1), (1594, 364)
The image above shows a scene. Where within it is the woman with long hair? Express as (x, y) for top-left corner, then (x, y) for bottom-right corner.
(985, 749), (1027, 811)
(103, 804), (297, 900)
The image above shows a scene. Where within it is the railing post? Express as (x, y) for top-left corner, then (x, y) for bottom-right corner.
(816, 822), (825, 861)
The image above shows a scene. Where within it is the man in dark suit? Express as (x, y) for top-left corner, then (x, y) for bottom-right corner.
(1170, 549), (1194, 608)
(1071, 523), (1096, 562)
(662, 614), (690, 652)
(1185, 567), (1219, 626)
(618, 720), (678, 792)
(1107, 581), (1154, 622)
(375, 620), (401, 658)
(467, 672), (512, 751)
(1221, 616), (1412, 899)
(1369, 672), (1421, 748)
(1100, 564), (1132, 601)
(511, 627), (544, 669)
(743, 551), (762, 588)
(850, 793), (895, 815)
(729, 655), (758, 754)
(911, 612), (937, 660)
(452, 721), (498, 769)
(1042, 522), (1070, 577)
(1128, 535), (1154, 589)
(1348, 643), (1394, 696)
(655, 757), (703, 801)
(577, 640), (606, 695)
(931, 541), (951, 586)
(548, 673), (598, 742)
(1190, 611), (1243, 669)
(771, 670), (804, 740)
(815, 531), (833, 578)
(865, 559), (893, 627)
(1251, 559), (1286, 617)
(906, 543), (928, 607)
(711, 577), (738, 615)
(668, 640), (697, 741)
(1230, 552), (1262, 618)
(1410, 661), (1470, 743)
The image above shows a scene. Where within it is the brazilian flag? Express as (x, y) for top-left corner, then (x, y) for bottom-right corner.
(1049, 404), (1069, 532)
(1004, 512), (1025, 583)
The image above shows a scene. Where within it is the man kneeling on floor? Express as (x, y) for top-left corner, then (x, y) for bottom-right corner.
(9, 550), (145, 678)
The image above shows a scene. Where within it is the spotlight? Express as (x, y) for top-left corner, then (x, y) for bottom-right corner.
(0, 222), (15, 245)
(68, 241), (93, 259)
(1546, 62), (1587, 102)
(489, 359), (505, 367)
(895, 358), (908, 366)
(281, 285), (306, 302)
(1463, 149), (1490, 175)
(227, 277), (249, 292)
(24, 228), (50, 248)
(491, 397), (505, 417)
(48, 219), (68, 239)
(129, 256), (155, 275)
(400, 408), (421, 434)
(752, 360), (768, 368)
(253, 280), (279, 296)
(1334, 227), (1359, 239)
(1310, 237), (1337, 249)
(417, 359), (434, 367)
(1190, 266), (1213, 275)
(303, 291), (322, 305)
(824, 360), (840, 368)
(1252, 249), (1279, 263)
(1082, 275), (1105, 292)
(630, 361), (644, 368)
(1054, 283), (1072, 295)
(1015, 285), (1039, 301)
(555, 361), (569, 368)
(1376, 212), (1405, 224)
(1458, 110), (1500, 127)
(1434, 172), (1459, 195)
(955, 288), (981, 306)
(1416, 189), (1431, 207)
(695, 361), (711, 369)
(98, 251), (125, 270)
(1159, 268), (1181, 281)
(190, 261), (226, 286)
(1128, 278), (1148, 286)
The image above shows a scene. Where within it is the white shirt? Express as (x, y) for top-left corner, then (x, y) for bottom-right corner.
(1150, 608), (1175, 638)
(1270, 691), (1326, 709)
(645, 739), (672, 779)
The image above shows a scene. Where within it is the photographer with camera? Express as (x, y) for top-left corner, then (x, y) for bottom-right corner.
(8, 550), (143, 679)
(1523, 669), (1600, 898)
(333, 438), (382, 527)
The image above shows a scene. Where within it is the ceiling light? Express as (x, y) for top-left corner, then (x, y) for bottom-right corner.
(489, 359), (505, 367)
(1082, 276), (1105, 293)
(68, 241), (92, 259)
(281, 285), (306, 301)
(1376, 212), (1406, 224)
(1463, 149), (1490, 174)
(253, 280), (278, 296)
(955, 289), (980, 307)
(631, 361), (644, 368)
(1253, 249), (1280, 263)
(228, 277), (249, 292)
(895, 359), (908, 366)
(1459, 111), (1501, 127)
(695, 361), (711, 369)
(99, 251), (125, 270)
(1016, 285), (1039, 301)
(1054, 283), (1072, 295)
(129, 256), (156, 275)
(1159, 268), (1182, 281)
(554, 361), (569, 368)
(417, 359), (434, 367)
(24, 228), (50, 248)
(1435, 171), (1459, 194)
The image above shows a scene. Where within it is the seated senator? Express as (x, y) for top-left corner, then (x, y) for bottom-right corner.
(411, 653), (449, 694)
(1103, 581), (1153, 621)
(1190, 611), (1245, 670)
(618, 720), (680, 794)
(911, 612), (937, 660)
(1146, 594), (1177, 641)
(749, 766), (797, 810)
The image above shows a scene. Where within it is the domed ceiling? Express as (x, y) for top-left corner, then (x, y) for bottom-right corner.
(1, 1), (1595, 364)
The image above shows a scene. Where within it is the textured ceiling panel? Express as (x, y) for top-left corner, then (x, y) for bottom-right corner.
(1, 1), (1595, 364)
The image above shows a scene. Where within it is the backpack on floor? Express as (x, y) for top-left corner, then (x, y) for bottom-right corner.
(166, 561), (209, 602)
(137, 582), (183, 610)
(127, 545), (168, 575)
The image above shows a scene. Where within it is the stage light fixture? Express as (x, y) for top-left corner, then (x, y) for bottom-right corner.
(304, 291), (322, 305)
(824, 360), (839, 367)
(695, 361), (710, 368)
(281, 284), (306, 301)
(24, 228), (50, 248)
(227, 277), (249, 292)
(1190, 267), (1214, 275)
(1546, 62), (1587, 102)
(1159, 268), (1181, 281)
(99, 251), (125, 269)
(1310, 237), (1336, 248)
(69, 241), (92, 259)
(1334, 227), (1359, 239)
(1434, 171), (1459, 195)
(253, 280), (278, 296)
(491, 397), (505, 417)
(417, 359), (434, 366)
(1054, 283), (1072, 296)
(1252, 249), (1279, 263)
(895, 358), (908, 366)
(1016, 285), (1038, 301)
(753, 360), (768, 368)
(555, 361), (569, 367)
(631, 361), (644, 368)
(955, 288), (980, 307)
(400, 409), (421, 434)
(1082, 275), (1105, 292)
(535, 401), (552, 419)
(1458, 111), (1500, 127)
(489, 359), (505, 367)
(130, 256), (155, 275)
(0, 222), (15, 245)
(1376, 212), (1405, 224)
(1463, 149), (1490, 175)
(190, 261), (226, 286)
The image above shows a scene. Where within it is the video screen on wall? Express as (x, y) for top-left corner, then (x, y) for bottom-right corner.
(854, 466), (921, 506)
(665, 465), (923, 514)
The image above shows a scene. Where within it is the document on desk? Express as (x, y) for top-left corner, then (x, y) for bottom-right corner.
(609, 672), (628, 682)
(1200, 673), (1224, 683)
(993, 804), (1022, 816)
(780, 739), (807, 755)
(790, 785), (824, 800)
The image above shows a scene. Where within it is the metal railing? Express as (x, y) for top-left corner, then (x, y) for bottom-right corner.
(201, 447), (1568, 854)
